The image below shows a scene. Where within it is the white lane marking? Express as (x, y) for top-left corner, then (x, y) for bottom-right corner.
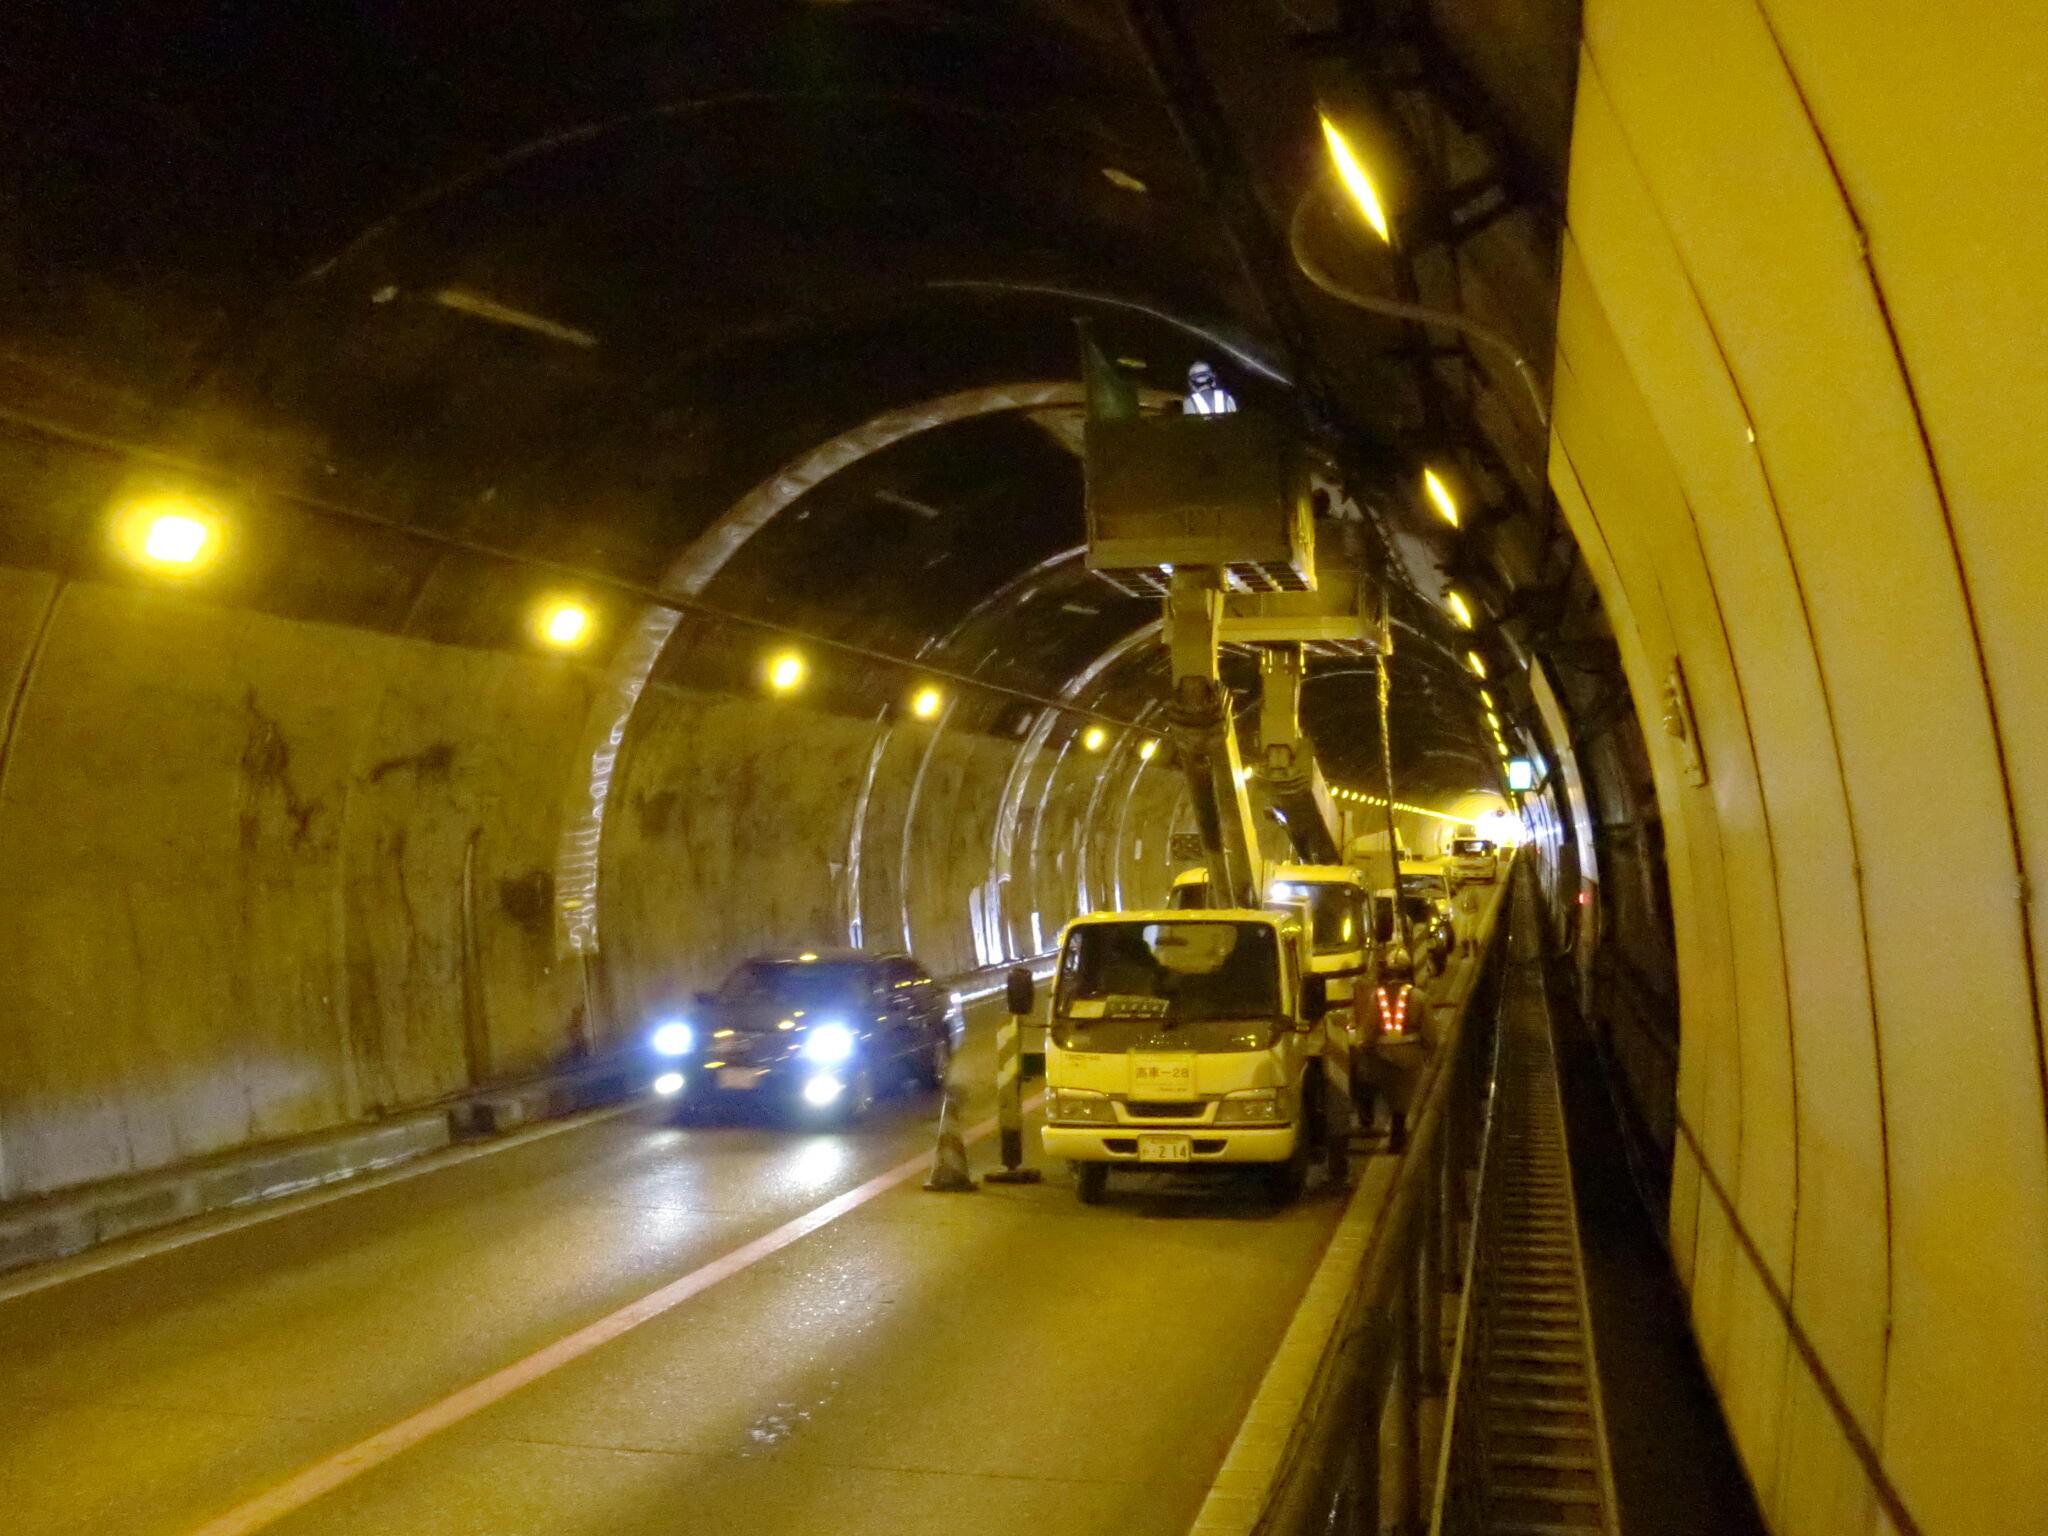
(182, 1097), (1039, 1536)
(0, 1103), (638, 1305)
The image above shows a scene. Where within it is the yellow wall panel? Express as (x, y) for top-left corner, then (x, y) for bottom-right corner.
(1551, 363), (1747, 1308)
(1565, 59), (1894, 1452)
(1568, 1), (2048, 1527)
(1761, 0), (2048, 1040)
(1775, 1354), (1878, 1536)
(1557, 244), (1804, 1290)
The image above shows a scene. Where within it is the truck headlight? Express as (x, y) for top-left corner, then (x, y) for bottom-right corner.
(653, 1072), (686, 1096)
(1216, 1088), (1289, 1125)
(802, 1023), (856, 1064)
(651, 1021), (695, 1056)
(1049, 1089), (1114, 1124)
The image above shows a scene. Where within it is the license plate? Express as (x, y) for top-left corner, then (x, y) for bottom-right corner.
(1138, 1135), (1193, 1163)
(717, 1067), (766, 1090)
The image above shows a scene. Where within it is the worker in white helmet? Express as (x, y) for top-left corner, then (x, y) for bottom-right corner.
(1183, 360), (1238, 416)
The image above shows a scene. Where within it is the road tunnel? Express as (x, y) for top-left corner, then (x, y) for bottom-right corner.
(0, 4), (2043, 1535)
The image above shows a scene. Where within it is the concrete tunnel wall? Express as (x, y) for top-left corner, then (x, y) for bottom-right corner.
(0, 554), (1187, 1206)
(1549, 5), (2048, 1532)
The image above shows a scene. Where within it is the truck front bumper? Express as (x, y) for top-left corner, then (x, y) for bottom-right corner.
(1041, 1124), (1298, 1164)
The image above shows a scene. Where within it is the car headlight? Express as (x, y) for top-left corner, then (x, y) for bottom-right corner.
(802, 1023), (856, 1064)
(653, 1072), (686, 1096)
(651, 1021), (695, 1056)
(1216, 1088), (1289, 1125)
(801, 1074), (845, 1106)
(1049, 1089), (1115, 1124)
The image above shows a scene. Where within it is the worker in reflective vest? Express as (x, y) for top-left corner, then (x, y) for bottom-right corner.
(1183, 360), (1238, 416)
(1368, 947), (1425, 1153)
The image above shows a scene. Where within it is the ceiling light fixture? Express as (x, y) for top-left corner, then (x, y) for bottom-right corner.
(1423, 468), (1460, 527)
(114, 494), (224, 577)
(533, 597), (595, 651)
(767, 651), (807, 695)
(1319, 115), (1391, 242)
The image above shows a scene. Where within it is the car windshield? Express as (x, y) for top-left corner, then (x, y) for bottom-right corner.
(1271, 881), (1364, 953)
(1053, 921), (1283, 1051)
(717, 961), (868, 1024)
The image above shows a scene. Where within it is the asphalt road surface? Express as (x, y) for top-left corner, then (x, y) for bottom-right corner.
(0, 994), (1348, 1536)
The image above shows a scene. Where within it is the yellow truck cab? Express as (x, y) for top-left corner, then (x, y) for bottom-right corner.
(1037, 908), (1346, 1204)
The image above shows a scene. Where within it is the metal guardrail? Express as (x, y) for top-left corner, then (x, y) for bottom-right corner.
(1235, 865), (1517, 1536)
(1429, 914), (1619, 1536)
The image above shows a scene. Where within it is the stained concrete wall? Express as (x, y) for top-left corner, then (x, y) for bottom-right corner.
(0, 568), (1183, 1204)
(598, 683), (1185, 1027)
(0, 573), (592, 1200)
(1551, 6), (2048, 1530)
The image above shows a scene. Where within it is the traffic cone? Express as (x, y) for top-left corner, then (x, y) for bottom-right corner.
(923, 1085), (978, 1192)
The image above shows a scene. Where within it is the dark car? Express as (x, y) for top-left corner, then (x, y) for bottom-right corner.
(645, 950), (955, 1122)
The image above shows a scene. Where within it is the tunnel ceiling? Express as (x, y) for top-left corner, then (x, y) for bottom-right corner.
(0, 0), (1583, 804)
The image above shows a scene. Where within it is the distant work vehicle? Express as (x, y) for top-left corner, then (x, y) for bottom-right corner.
(1036, 909), (1347, 1205)
(1447, 836), (1499, 885)
(1398, 862), (1456, 973)
(1267, 863), (1371, 1091)
(645, 950), (954, 1122)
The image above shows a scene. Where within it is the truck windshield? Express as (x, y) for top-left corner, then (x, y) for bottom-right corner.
(1270, 881), (1364, 953)
(1053, 921), (1283, 1051)
(1450, 838), (1494, 858)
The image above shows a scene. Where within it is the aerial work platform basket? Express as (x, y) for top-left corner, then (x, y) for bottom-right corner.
(1083, 410), (1318, 596)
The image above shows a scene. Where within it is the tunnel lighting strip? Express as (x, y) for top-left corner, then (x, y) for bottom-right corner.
(0, 404), (1148, 732)
(1330, 786), (1471, 823)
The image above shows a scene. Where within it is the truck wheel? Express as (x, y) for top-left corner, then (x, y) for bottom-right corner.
(1264, 1133), (1311, 1205)
(1074, 1162), (1108, 1204)
(1322, 1083), (1351, 1188)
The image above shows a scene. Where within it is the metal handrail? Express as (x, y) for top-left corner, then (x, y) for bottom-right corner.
(1241, 863), (1517, 1535)
(1426, 975), (1511, 1534)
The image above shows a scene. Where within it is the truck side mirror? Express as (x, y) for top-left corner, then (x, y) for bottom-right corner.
(1301, 975), (1329, 1023)
(1005, 966), (1036, 1016)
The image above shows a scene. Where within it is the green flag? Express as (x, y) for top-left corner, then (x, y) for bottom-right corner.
(1077, 320), (1138, 424)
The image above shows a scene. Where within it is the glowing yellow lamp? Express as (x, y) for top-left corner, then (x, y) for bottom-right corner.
(767, 651), (807, 694)
(115, 495), (223, 576)
(533, 597), (594, 651)
(1423, 468), (1459, 528)
(1082, 726), (1107, 752)
(1320, 115), (1391, 242)
(910, 686), (944, 720)
(1445, 591), (1473, 629)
